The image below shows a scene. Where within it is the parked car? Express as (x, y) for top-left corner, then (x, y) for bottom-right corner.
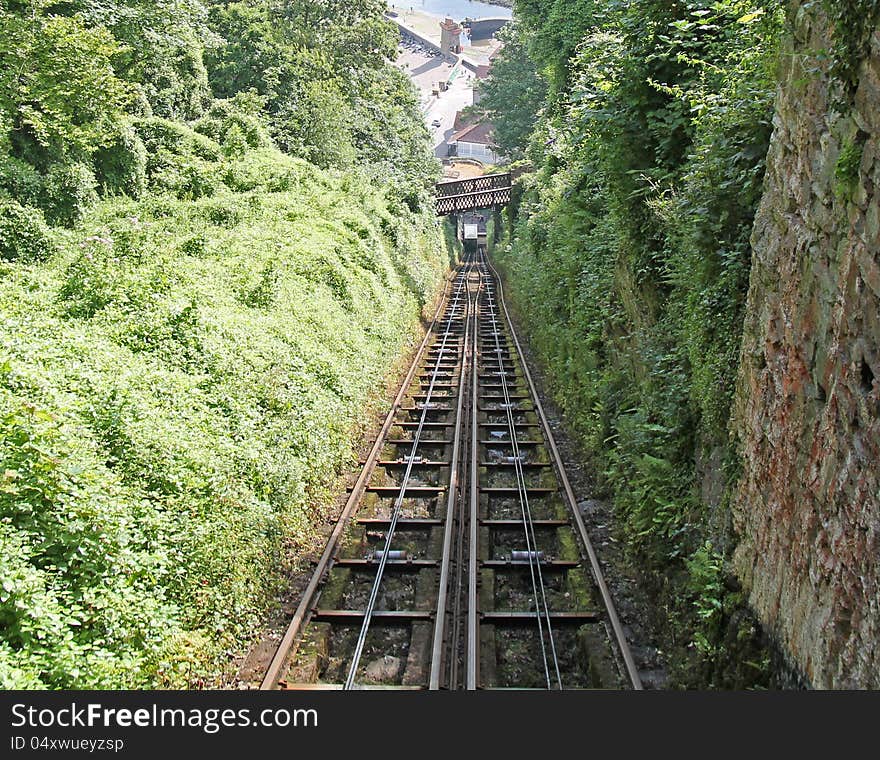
(431, 118), (442, 127)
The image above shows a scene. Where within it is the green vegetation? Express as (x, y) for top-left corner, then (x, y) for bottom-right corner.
(481, 0), (784, 685)
(0, 0), (447, 687)
(0, 0), (434, 215)
(822, 0), (880, 94)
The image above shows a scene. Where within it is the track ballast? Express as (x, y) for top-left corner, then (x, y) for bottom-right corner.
(260, 251), (642, 690)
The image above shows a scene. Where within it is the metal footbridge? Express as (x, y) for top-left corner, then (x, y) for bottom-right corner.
(435, 173), (511, 216)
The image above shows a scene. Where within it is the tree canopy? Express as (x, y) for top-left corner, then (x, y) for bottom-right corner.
(0, 0), (436, 223)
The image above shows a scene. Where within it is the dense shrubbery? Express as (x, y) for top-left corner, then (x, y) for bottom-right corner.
(0, 0), (447, 688)
(93, 124), (148, 199)
(0, 380), (175, 688)
(0, 201), (54, 262)
(485, 0), (783, 685)
(1, 153), (448, 688)
(0, 157), (44, 207)
(42, 163), (99, 227)
(193, 98), (273, 153)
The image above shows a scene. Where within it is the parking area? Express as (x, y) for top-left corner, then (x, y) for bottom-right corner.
(395, 38), (475, 158)
(395, 39), (454, 102)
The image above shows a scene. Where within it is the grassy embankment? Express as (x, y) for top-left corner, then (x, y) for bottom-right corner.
(1, 126), (451, 688)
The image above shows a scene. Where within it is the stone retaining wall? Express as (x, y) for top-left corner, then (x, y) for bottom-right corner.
(733, 3), (880, 689)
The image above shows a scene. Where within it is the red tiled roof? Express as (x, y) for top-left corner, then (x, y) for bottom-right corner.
(451, 121), (495, 146)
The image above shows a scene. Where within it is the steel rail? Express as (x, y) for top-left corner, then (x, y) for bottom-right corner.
(483, 254), (644, 690)
(428, 260), (474, 689)
(259, 272), (455, 690)
(478, 268), (552, 687)
(477, 259), (562, 689)
(262, 250), (642, 690)
(446, 264), (480, 691)
(344, 268), (470, 689)
(466, 266), (481, 690)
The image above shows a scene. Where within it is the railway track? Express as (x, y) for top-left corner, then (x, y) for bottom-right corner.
(260, 250), (642, 690)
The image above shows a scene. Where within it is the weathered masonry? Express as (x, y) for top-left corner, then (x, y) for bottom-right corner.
(732, 2), (880, 688)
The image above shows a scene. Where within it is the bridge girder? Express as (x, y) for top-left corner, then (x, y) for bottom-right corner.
(435, 172), (512, 216)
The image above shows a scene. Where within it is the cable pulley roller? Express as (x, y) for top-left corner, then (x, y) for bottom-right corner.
(511, 550), (545, 563)
(477, 251), (563, 690)
(344, 266), (472, 690)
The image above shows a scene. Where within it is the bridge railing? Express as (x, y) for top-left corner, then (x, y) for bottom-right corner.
(435, 172), (511, 197)
(435, 187), (511, 216)
(435, 172), (512, 215)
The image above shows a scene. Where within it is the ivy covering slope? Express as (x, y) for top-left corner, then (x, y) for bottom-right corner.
(478, 0), (784, 686)
(0, 0), (448, 687)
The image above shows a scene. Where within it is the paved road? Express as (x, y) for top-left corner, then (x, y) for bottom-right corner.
(425, 69), (474, 158)
(395, 43), (476, 159)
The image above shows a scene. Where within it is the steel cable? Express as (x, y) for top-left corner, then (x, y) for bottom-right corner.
(478, 253), (563, 689)
(344, 265), (471, 689)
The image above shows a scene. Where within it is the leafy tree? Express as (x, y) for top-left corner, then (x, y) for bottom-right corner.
(205, 0), (430, 177)
(57, 0), (214, 119)
(471, 21), (547, 158)
(273, 79), (356, 169)
(204, 1), (290, 100)
(0, 3), (132, 166)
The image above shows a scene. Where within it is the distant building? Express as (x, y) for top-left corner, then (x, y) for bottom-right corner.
(448, 120), (503, 164)
(470, 48), (501, 104)
(440, 17), (462, 55)
(471, 65), (491, 105)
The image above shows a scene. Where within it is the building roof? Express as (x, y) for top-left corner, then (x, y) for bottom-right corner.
(473, 64), (492, 79)
(440, 17), (462, 32)
(451, 121), (496, 146)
